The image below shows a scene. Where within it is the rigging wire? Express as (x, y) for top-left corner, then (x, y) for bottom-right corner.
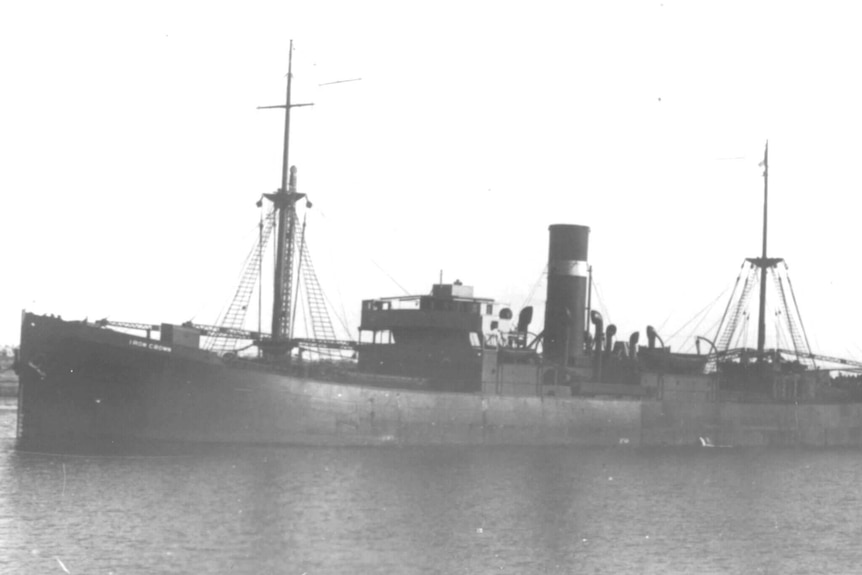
(773, 311), (785, 351)
(684, 308), (721, 350)
(290, 213), (307, 339)
(299, 204), (354, 336)
(312, 206), (411, 296)
(217, 196), (410, 346)
(519, 265), (548, 310)
(701, 317), (723, 347)
(740, 312), (750, 349)
(591, 275), (610, 325)
(369, 259), (412, 296)
(198, 207), (276, 331)
(784, 263), (815, 360)
(300, 281), (310, 346)
(664, 282), (733, 346)
(655, 312), (674, 336)
(656, 270), (739, 337)
(258, 210), (263, 340)
(711, 260), (749, 348)
(656, 276), (734, 337)
(322, 288), (355, 340)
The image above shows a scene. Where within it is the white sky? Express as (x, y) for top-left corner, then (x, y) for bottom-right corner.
(2, 1), (862, 359)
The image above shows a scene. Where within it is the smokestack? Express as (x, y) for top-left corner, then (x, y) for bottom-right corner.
(543, 224), (590, 364)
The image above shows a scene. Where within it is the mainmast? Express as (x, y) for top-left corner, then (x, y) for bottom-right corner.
(756, 140), (769, 356)
(712, 141), (816, 366)
(259, 40), (313, 346)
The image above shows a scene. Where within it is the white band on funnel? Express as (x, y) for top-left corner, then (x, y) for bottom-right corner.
(549, 260), (589, 277)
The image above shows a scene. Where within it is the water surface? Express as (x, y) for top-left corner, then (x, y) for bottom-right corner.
(1, 401), (861, 574)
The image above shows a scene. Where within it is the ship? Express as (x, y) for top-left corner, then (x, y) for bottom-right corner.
(15, 48), (862, 449)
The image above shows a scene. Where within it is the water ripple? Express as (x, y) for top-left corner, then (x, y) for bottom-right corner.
(2, 412), (862, 573)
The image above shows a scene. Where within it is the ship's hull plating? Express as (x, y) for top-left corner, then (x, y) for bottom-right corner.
(16, 314), (862, 447)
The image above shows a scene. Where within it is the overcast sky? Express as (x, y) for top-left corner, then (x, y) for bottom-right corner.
(3, 1), (862, 359)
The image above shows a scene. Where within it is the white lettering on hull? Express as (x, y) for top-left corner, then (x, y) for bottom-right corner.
(129, 339), (172, 353)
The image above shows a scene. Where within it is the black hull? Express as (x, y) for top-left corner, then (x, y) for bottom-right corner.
(16, 313), (862, 448)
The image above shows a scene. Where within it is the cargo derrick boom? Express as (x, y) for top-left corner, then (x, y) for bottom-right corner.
(96, 320), (355, 352)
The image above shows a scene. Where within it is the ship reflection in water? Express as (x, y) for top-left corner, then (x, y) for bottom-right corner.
(1, 409), (860, 574)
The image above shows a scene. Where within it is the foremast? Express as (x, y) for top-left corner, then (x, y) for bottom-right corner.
(260, 39), (313, 351)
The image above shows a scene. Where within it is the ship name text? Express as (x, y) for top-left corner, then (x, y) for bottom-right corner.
(129, 339), (172, 353)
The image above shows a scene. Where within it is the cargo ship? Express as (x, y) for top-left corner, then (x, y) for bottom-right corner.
(15, 50), (862, 448)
